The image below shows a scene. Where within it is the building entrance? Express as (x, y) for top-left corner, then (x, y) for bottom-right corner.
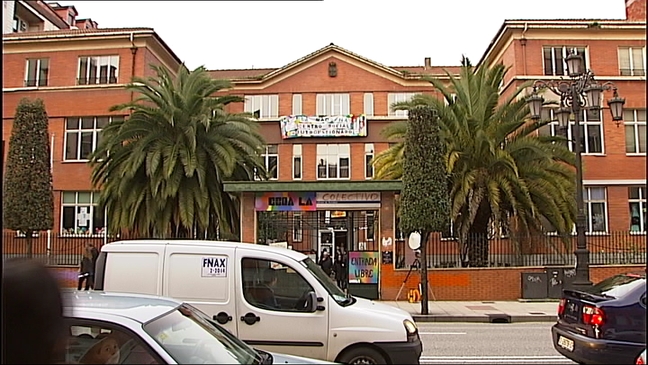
(318, 229), (348, 260)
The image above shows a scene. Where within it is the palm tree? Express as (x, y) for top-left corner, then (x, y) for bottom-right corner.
(89, 64), (266, 238)
(375, 61), (577, 266)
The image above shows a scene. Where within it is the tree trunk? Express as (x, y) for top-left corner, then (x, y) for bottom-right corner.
(420, 231), (429, 315)
(26, 229), (33, 258)
(467, 203), (491, 267)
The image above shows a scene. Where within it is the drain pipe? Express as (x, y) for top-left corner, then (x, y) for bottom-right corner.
(129, 32), (137, 102)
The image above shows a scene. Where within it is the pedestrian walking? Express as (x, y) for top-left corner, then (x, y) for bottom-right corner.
(78, 246), (95, 290)
(319, 250), (333, 277)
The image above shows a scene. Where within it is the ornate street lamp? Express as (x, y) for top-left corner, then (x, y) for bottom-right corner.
(526, 50), (625, 290)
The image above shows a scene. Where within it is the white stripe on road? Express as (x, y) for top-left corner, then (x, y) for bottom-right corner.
(420, 355), (573, 364)
(419, 332), (467, 335)
(421, 356), (568, 359)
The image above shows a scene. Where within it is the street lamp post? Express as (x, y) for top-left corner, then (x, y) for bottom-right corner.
(526, 50), (625, 291)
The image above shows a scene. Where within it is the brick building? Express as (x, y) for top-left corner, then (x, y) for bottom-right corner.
(2, 0), (645, 299)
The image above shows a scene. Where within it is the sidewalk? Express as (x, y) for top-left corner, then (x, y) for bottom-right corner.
(381, 300), (559, 323)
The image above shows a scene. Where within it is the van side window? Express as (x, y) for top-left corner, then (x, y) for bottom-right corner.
(242, 258), (315, 312)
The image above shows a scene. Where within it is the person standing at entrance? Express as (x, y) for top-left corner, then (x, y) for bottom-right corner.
(78, 246), (94, 290)
(319, 250), (333, 277)
(334, 249), (346, 288)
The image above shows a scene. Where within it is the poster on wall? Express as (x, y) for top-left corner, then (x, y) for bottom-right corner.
(255, 192), (316, 211)
(348, 251), (380, 284)
(280, 115), (367, 139)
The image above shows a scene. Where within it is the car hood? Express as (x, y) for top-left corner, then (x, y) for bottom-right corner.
(350, 296), (412, 320)
(266, 351), (338, 364)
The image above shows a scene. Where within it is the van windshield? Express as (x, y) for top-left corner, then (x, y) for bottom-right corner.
(144, 304), (262, 364)
(302, 257), (354, 306)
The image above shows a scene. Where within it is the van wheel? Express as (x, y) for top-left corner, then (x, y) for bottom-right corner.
(339, 347), (386, 365)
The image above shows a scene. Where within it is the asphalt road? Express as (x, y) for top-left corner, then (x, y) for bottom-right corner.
(418, 322), (576, 364)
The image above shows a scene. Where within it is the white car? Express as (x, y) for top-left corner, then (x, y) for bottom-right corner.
(59, 290), (336, 364)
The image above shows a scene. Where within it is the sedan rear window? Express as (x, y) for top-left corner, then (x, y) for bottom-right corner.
(584, 274), (646, 298)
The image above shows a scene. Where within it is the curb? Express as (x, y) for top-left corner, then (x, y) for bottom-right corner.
(412, 314), (557, 323)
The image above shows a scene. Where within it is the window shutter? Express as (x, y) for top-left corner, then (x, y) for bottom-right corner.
(292, 94), (302, 115)
(363, 93), (374, 116)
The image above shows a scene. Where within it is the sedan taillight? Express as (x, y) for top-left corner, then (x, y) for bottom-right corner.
(637, 354), (645, 365)
(582, 305), (605, 326)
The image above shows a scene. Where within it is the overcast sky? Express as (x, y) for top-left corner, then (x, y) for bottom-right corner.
(64, 0), (627, 70)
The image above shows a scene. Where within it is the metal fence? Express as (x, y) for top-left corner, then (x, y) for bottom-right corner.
(2, 230), (646, 268)
(393, 231), (646, 269)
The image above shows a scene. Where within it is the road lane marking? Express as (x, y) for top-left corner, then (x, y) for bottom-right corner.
(421, 356), (568, 359)
(421, 360), (574, 364)
(419, 332), (467, 335)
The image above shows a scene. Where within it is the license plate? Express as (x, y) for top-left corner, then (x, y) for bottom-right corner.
(557, 335), (574, 352)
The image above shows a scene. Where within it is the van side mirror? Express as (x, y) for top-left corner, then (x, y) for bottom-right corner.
(307, 291), (324, 312)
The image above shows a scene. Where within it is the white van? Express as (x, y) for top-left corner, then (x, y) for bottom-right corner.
(94, 240), (422, 365)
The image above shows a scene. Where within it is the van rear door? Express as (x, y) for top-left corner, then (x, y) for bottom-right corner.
(162, 243), (237, 335)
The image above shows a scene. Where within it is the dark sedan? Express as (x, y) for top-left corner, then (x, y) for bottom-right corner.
(552, 272), (646, 365)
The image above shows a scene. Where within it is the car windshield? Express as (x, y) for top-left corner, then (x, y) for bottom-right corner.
(301, 257), (354, 306)
(583, 273), (646, 298)
(143, 304), (261, 364)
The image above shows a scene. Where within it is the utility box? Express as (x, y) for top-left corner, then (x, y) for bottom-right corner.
(522, 272), (548, 299)
(546, 267), (564, 299)
(546, 266), (578, 298)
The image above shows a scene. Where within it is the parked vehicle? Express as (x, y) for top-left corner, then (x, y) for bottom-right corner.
(637, 348), (646, 364)
(94, 240), (422, 364)
(552, 272), (646, 364)
(58, 290), (335, 364)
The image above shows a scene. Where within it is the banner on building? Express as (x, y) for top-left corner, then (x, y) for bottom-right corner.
(348, 251), (380, 284)
(255, 192), (316, 211)
(280, 115), (367, 139)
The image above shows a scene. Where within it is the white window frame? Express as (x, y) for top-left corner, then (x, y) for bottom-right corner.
(245, 95), (279, 119)
(363, 93), (374, 116)
(584, 187), (608, 234)
(538, 108), (604, 154)
(293, 212), (303, 242)
(629, 186), (646, 233)
(292, 144), (302, 180)
(77, 55), (119, 85)
(316, 144), (350, 180)
(316, 93), (350, 116)
(63, 116), (116, 161)
(444, 93), (458, 106)
(24, 58), (49, 87)
(618, 46), (646, 76)
(259, 145), (278, 180)
(365, 143), (374, 179)
(542, 46), (588, 76)
(60, 191), (105, 236)
(388, 93), (415, 117)
(624, 109), (646, 155)
(364, 211), (376, 241)
(292, 94), (302, 115)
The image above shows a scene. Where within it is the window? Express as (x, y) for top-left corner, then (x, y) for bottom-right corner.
(624, 109), (647, 154)
(317, 144), (350, 179)
(64, 116), (118, 161)
(292, 94), (302, 115)
(293, 212), (303, 242)
(388, 93), (415, 117)
(364, 211), (376, 241)
(618, 47), (646, 76)
(584, 187), (608, 233)
(441, 219), (457, 239)
(78, 56), (119, 85)
(61, 191), (105, 236)
(444, 93), (458, 106)
(316, 93), (350, 116)
(543, 46), (587, 76)
(538, 108), (604, 154)
(25, 58), (49, 87)
(62, 321), (160, 364)
(629, 186), (646, 233)
(365, 143), (374, 179)
(241, 258), (315, 312)
(245, 95), (279, 119)
(258, 145), (278, 180)
(292, 144), (302, 180)
(363, 93), (374, 116)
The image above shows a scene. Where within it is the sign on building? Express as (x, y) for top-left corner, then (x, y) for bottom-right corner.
(280, 115), (367, 139)
(316, 192), (381, 209)
(348, 251), (380, 284)
(255, 192), (317, 211)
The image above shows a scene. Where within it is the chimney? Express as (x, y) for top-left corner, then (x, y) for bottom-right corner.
(424, 57), (431, 69)
(625, 0), (646, 21)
